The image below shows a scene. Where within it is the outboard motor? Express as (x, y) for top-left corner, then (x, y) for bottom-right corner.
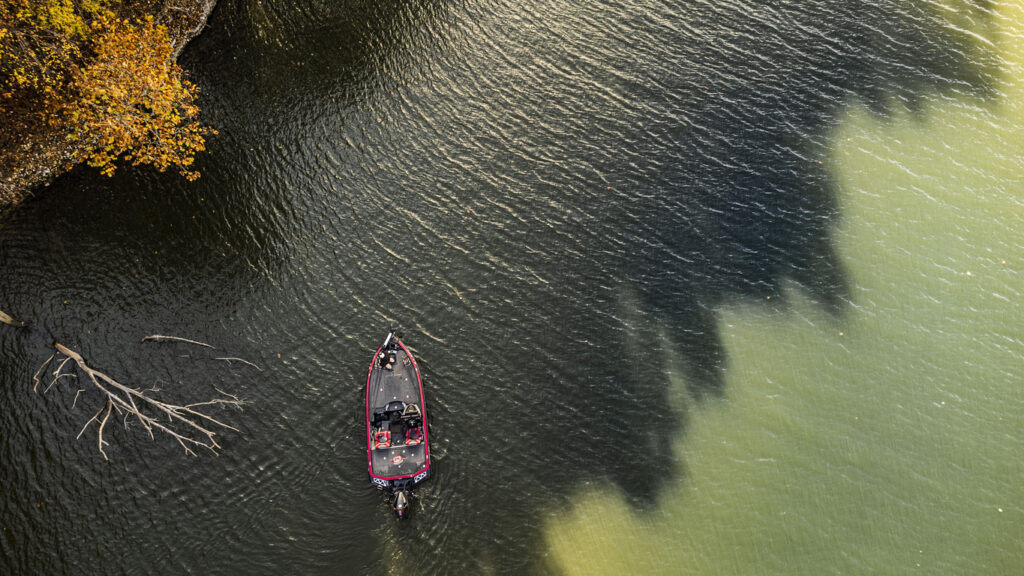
(393, 490), (410, 519)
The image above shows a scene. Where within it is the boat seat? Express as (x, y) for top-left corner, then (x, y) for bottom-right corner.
(405, 428), (423, 446)
(373, 430), (391, 450)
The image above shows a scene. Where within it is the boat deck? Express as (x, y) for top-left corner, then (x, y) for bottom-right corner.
(367, 347), (428, 480)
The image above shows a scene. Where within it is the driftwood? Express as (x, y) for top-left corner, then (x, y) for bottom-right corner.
(37, 342), (243, 459)
(0, 309), (26, 327)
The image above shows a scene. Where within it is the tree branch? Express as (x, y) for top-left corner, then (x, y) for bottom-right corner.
(0, 309), (26, 328)
(141, 334), (215, 349)
(33, 354), (55, 392)
(214, 357), (261, 371)
(50, 342), (243, 459)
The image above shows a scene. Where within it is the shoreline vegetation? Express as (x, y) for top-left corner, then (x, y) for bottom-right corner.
(0, 0), (218, 211)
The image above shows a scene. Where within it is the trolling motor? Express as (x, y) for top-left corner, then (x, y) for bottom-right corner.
(393, 489), (411, 519)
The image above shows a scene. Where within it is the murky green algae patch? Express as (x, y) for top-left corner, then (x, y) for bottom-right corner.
(545, 3), (1023, 574)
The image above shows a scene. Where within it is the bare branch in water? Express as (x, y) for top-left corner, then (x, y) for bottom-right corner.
(33, 354), (55, 393)
(0, 309), (26, 328)
(48, 342), (243, 460)
(214, 357), (262, 371)
(141, 335), (215, 349)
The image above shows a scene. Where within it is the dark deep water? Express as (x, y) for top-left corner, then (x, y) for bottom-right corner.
(0, 0), (999, 574)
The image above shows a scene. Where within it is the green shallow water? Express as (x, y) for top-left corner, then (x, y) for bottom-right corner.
(546, 3), (1024, 573)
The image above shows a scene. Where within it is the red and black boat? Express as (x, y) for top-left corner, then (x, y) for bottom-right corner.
(365, 331), (430, 518)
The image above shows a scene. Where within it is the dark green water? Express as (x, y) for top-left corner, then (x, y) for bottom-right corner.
(1, 0), (1018, 574)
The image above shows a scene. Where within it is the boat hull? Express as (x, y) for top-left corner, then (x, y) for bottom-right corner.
(365, 334), (430, 491)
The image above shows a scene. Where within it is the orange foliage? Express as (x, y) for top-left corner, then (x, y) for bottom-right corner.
(0, 0), (97, 96)
(64, 15), (215, 179)
(1, 1), (214, 181)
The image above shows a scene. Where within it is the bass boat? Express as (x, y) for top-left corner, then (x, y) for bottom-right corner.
(365, 331), (430, 518)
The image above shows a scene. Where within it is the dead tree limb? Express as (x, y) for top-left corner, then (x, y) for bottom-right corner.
(33, 354), (55, 392)
(143, 335), (260, 370)
(141, 334), (215, 349)
(44, 342), (243, 459)
(215, 357), (262, 371)
(0, 309), (26, 327)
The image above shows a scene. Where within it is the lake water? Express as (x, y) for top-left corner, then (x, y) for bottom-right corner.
(1, 0), (1020, 574)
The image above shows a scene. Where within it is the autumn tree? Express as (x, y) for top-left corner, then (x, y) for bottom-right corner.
(1, 1), (214, 182)
(64, 15), (214, 179)
(0, 0), (108, 97)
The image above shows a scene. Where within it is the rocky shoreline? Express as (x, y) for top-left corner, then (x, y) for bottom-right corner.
(0, 0), (218, 212)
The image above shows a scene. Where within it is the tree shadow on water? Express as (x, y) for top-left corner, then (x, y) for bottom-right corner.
(498, 1), (1000, 573)
(379, 2), (1000, 575)
(627, 0), (999, 399)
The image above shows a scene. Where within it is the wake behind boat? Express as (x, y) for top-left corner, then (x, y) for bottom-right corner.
(365, 331), (431, 518)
